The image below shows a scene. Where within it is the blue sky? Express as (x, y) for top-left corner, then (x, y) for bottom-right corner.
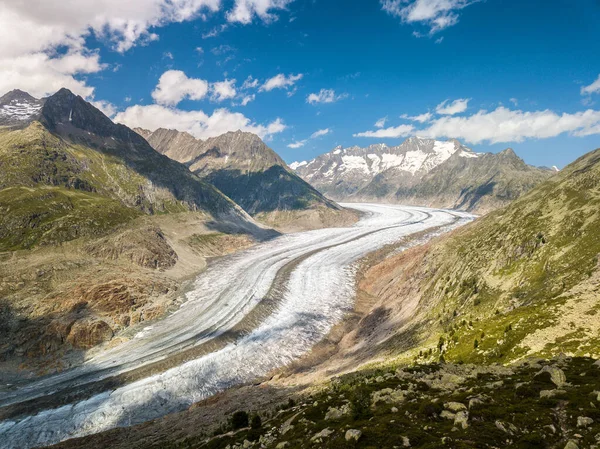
(2, 0), (600, 168)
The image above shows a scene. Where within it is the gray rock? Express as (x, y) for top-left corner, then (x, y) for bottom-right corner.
(275, 443), (289, 449)
(454, 411), (469, 429)
(540, 389), (566, 399)
(311, 428), (334, 442)
(564, 441), (579, 449)
(402, 435), (411, 447)
(536, 365), (567, 387)
(441, 410), (456, 420)
(444, 402), (467, 412)
(577, 416), (594, 428)
(345, 429), (362, 441)
(325, 403), (351, 420)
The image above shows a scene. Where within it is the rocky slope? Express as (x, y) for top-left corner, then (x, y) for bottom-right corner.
(44, 146), (600, 449)
(292, 137), (553, 213)
(0, 88), (273, 376)
(354, 145), (600, 367)
(135, 128), (353, 229)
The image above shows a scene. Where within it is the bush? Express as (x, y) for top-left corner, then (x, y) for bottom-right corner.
(250, 414), (262, 430)
(419, 400), (443, 418)
(350, 388), (372, 420)
(231, 411), (249, 430)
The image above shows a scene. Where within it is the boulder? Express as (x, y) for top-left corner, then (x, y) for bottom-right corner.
(345, 429), (362, 441)
(445, 402), (467, 412)
(325, 404), (350, 420)
(564, 441), (579, 449)
(536, 365), (567, 387)
(577, 417), (594, 428)
(310, 428), (334, 442)
(441, 410), (456, 420)
(454, 411), (469, 429)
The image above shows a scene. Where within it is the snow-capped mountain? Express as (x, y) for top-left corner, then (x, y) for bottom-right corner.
(292, 137), (474, 199)
(0, 89), (45, 126)
(291, 137), (555, 213)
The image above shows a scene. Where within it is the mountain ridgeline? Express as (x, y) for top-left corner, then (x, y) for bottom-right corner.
(135, 127), (340, 215)
(0, 88), (263, 251)
(292, 137), (554, 214)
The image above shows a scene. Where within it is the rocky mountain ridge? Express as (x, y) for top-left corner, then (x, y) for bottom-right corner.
(0, 88), (272, 374)
(136, 127), (357, 230)
(292, 137), (554, 213)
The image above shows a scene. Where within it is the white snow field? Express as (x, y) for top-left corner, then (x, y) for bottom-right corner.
(0, 204), (473, 448)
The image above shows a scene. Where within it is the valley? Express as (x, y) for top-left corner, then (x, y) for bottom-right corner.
(0, 204), (473, 449)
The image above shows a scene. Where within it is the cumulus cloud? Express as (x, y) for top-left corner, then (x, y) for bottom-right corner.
(260, 73), (303, 92)
(374, 116), (388, 128)
(287, 140), (307, 148)
(0, 0), (220, 98)
(311, 128), (331, 138)
(306, 89), (347, 105)
(92, 100), (118, 118)
(0, 51), (104, 98)
(227, 0), (294, 24)
(152, 70), (209, 106)
(581, 74), (600, 96)
(381, 0), (478, 34)
(400, 112), (433, 123)
(436, 98), (469, 115)
(115, 104), (286, 140)
(211, 79), (237, 102)
(354, 124), (415, 138)
(419, 107), (600, 144)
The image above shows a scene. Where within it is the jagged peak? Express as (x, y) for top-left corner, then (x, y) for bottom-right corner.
(0, 89), (39, 102)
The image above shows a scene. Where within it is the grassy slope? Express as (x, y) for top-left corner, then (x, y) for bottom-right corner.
(0, 122), (203, 251)
(362, 147), (600, 365)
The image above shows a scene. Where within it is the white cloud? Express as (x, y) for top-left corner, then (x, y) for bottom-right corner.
(311, 128), (331, 138)
(419, 106), (600, 144)
(202, 24), (228, 39)
(260, 73), (303, 92)
(400, 112), (433, 123)
(242, 76), (259, 89)
(0, 51), (103, 98)
(581, 75), (600, 96)
(152, 70), (209, 106)
(92, 100), (118, 118)
(240, 94), (255, 106)
(287, 140), (307, 148)
(381, 0), (478, 34)
(436, 98), (469, 115)
(195, 47), (204, 54)
(211, 78), (237, 102)
(354, 124), (415, 138)
(0, 0), (220, 98)
(115, 104), (286, 140)
(227, 0), (293, 24)
(306, 89), (347, 105)
(509, 98), (518, 106)
(374, 116), (388, 128)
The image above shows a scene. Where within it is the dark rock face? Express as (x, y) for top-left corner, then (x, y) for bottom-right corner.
(137, 128), (340, 215)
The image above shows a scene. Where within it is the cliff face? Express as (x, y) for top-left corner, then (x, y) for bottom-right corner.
(137, 127), (341, 215)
